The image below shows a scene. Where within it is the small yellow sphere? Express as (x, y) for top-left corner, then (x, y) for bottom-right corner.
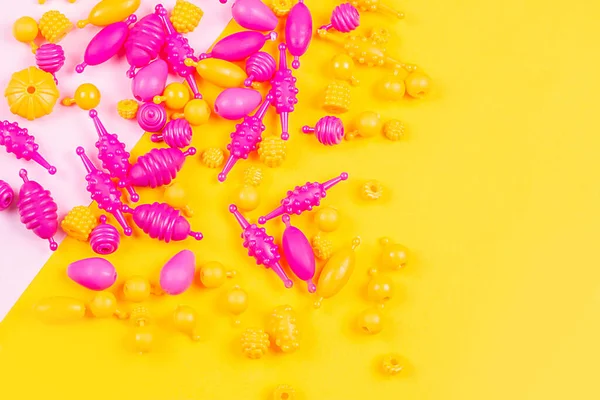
(377, 71), (406, 101)
(89, 292), (118, 318)
(179, 98), (210, 125)
(232, 185), (260, 212)
(357, 307), (384, 334)
(331, 54), (359, 85)
(225, 286), (248, 315)
(199, 261), (233, 288)
(13, 17), (39, 44)
(405, 71), (432, 99)
(70, 83), (101, 110)
(352, 111), (382, 138)
(380, 238), (409, 270)
(123, 276), (152, 302)
(173, 305), (200, 341)
(154, 82), (190, 110)
(367, 273), (395, 303)
(314, 206), (340, 232)
(132, 326), (153, 354)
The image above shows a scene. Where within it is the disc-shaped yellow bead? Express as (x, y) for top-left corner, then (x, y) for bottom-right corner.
(154, 82), (190, 110)
(5, 67), (59, 121)
(117, 99), (139, 119)
(13, 16), (39, 46)
(62, 83), (101, 110)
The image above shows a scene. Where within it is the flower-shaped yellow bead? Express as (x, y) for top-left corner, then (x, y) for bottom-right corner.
(39, 10), (72, 43)
(381, 353), (403, 375)
(240, 328), (270, 359)
(311, 233), (333, 260)
(273, 385), (296, 400)
(258, 136), (286, 168)
(5, 66), (59, 121)
(267, 305), (300, 353)
(201, 148), (225, 168)
(170, 0), (204, 34)
(61, 206), (98, 241)
(117, 99), (139, 119)
(360, 180), (384, 201)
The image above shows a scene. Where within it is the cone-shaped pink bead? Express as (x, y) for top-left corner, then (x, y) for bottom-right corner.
(151, 119), (192, 149)
(90, 215), (120, 255)
(125, 13), (166, 77)
(1, 120), (57, 175)
(244, 52), (276, 87)
(35, 44), (65, 83)
(123, 202), (203, 242)
(285, 0), (313, 69)
(282, 215), (316, 292)
(232, 0), (278, 31)
(67, 257), (117, 291)
(0, 180), (14, 211)
(302, 116), (344, 145)
(159, 250), (196, 295)
(127, 147), (196, 188)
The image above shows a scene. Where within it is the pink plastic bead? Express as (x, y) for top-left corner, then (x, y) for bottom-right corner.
(151, 119), (192, 149)
(89, 110), (138, 202)
(320, 3), (360, 33)
(67, 257), (117, 291)
(132, 59), (169, 102)
(285, 0), (313, 69)
(218, 94), (272, 182)
(76, 15), (137, 73)
(229, 205), (293, 288)
(0, 180), (14, 211)
(159, 250), (195, 295)
(17, 169), (58, 251)
(125, 13), (166, 78)
(90, 215), (120, 255)
(232, 0), (278, 31)
(122, 202), (203, 242)
(76, 147), (132, 236)
(0, 120), (57, 175)
(269, 44), (298, 140)
(137, 102), (167, 132)
(302, 116), (344, 145)
(282, 215), (316, 292)
(259, 172), (349, 224)
(214, 88), (262, 120)
(199, 31), (277, 62)
(35, 44), (65, 84)
(127, 147), (196, 188)
(155, 4), (202, 99)
(244, 52), (276, 87)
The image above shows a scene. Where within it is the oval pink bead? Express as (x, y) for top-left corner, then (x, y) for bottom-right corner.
(214, 88), (262, 120)
(67, 257), (117, 291)
(132, 59), (168, 102)
(285, 0), (313, 69)
(282, 215), (316, 292)
(159, 250), (196, 295)
(232, 0), (278, 31)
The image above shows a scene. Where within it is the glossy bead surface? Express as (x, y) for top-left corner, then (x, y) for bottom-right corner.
(13, 17), (39, 49)
(331, 54), (359, 85)
(232, 185), (260, 211)
(117, 99), (139, 119)
(123, 276), (151, 302)
(357, 307), (384, 334)
(201, 148), (225, 168)
(164, 182), (194, 217)
(225, 285), (248, 315)
(383, 119), (405, 141)
(367, 272), (394, 303)
(311, 233), (333, 260)
(35, 297), (86, 323)
(170, 0), (204, 34)
(62, 83), (101, 110)
(348, 111), (381, 139)
(258, 136), (286, 167)
(178, 99), (211, 126)
(89, 292), (127, 319)
(377, 70), (406, 100)
(173, 305), (201, 341)
(61, 206), (98, 241)
(241, 328), (270, 359)
(323, 80), (351, 114)
(0, 180), (14, 211)
(154, 82), (190, 110)
(198, 261), (235, 288)
(314, 206), (340, 232)
(405, 70), (431, 98)
(380, 237), (409, 269)
(267, 305), (300, 353)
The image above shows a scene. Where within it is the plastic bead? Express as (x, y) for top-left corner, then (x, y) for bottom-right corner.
(347, 111), (381, 140)
(311, 233), (333, 260)
(302, 116), (345, 145)
(244, 52), (276, 87)
(5, 67), (59, 121)
(349, 0), (404, 19)
(151, 119), (192, 149)
(35, 297), (86, 323)
(89, 292), (127, 319)
(129, 306), (153, 354)
(232, 185), (260, 212)
(285, 0), (313, 69)
(67, 258), (117, 291)
(214, 88), (262, 120)
(258, 172), (349, 224)
(314, 237), (361, 308)
(258, 136), (286, 167)
(198, 261), (235, 288)
(61, 206), (98, 241)
(201, 148), (225, 168)
(62, 83), (101, 110)
(76, 147), (132, 236)
(153, 82), (190, 110)
(379, 237), (409, 270)
(159, 250), (196, 295)
(173, 305), (201, 341)
(243, 165), (263, 187)
(172, 99), (211, 126)
(164, 182), (194, 217)
(117, 99), (139, 119)
(267, 305), (300, 352)
(376, 70), (405, 100)
(269, 44), (298, 140)
(0, 180), (14, 211)
(241, 328), (270, 359)
(39, 10), (72, 43)
(367, 270), (394, 305)
(13, 16), (39, 51)
(381, 354), (403, 375)
(185, 58), (247, 88)
(225, 285), (248, 325)
(90, 215), (120, 255)
(405, 70), (432, 98)
(17, 169), (59, 251)
(270, 0), (295, 17)
(132, 59), (169, 102)
(323, 80), (351, 114)
(77, 0), (141, 28)
(282, 216), (316, 292)
(331, 54), (359, 85)
(229, 205), (293, 288)
(320, 3), (360, 33)
(232, 0), (278, 31)
(360, 180), (384, 200)
(0, 120), (57, 175)
(35, 44), (65, 84)
(137, 102), (167, 132)
(171, 0), (204, 34)
(126, 147), (196, 188)
(314, 206), (340, 232)
(199, 31), (278, 62)
(383, 119), (405, 141)
(357, 307), (384, 334)
(123, 276), (152, 302)
(122, 202), (203, 242)
(125, 14), (166, 77)
(273, 385), (296, 400)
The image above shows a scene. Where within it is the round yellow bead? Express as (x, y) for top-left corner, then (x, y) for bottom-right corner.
(331, 54), (359, 85)
(351, 111), (382, 138)
(232, 185), (260, 212)
(377, 71), (406, 101)
(154, 82), (190, 110)
(123, 276), (152, 302)
(314, 206), (340, 232)
(380, 238), (409, 270)
(357, 307), (384, 334)
(88, 292), (118, 318)
(405, 70), (432, 99)
(132, 326), (153, 354)
(367, 273), (395, 303)
(225, 286), (248, 315)
(182, 99), (211, 125)
(13, 17), (39, 44)
(199, 261), (234, 288)
(65, 83), (101, 110)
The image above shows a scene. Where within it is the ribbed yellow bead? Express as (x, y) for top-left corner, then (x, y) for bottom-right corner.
(258, 136), (286, 168)
(117, 99), (139, 119)
(39, 10), (72, 43)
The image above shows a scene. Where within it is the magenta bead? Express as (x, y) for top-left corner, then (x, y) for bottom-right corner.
(151, 119), (192, 149)
(159, 250), (196, 295)
(269, 44), (298, 140)
(258, 172), (349, 224)
(35, 44), (65, 84)
(282, 215), (316, 292)
(321, 3), (360, 33)
(0, 180), (14, 211)
(137, 102), (167, 132)
(67, 257), (117, 291)
(127, 147), (196, 188)
(200, 31), (277, 62)
(76, 15), (137, 73)
(232, 0), (278, 31)
(244, 52), (276, 87)
(285, 0), (313, 69)
(90, 215), (120, 255)
(125, 13), (166, 77)
(17, 169), (58, 251)
(302, 116), (344, 145)
(214, 88), (262, 120)
(123, 202), (203, 242)
(131, 59), (168, 102)
(1, 120), (56, 175)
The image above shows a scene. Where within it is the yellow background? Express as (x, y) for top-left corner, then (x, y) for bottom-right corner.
(2, 0), (600, 399)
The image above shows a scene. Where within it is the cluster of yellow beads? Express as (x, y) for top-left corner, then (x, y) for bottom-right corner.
(243, 165), (263, 187)
(170, 0), (204, 34)
(267, 305), (300, 353)
(383, 119), (405, 141)
(381, 353), (403, 375)
(201, 148), (225, 168)
(270, 0), (296, 17)
(323, 80), (351, 114)
(240, 328), (270, 359)
(272, 385), (296, 400)
(360, 180), (384, 200)
(60, 206), (98, 241)
(117, 99), (139, 119)
(258, 136), (286, 167)
(311, 233), (333, 260)
(39, 10), (72, 43)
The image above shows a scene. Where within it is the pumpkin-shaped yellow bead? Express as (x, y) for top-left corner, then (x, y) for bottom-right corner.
(258, 136), (286, 168)
(240, 328), (270, 359)
(267, 305), (300, 353)
(201, 148), (225, 168)
(61, 206), (98, 241)
(117, 99), (139, 119)
(39, 10), (72, 43)
(170, 0), (204, 34)
(5, 66), (59, 121)
(383, 119), (405, 141)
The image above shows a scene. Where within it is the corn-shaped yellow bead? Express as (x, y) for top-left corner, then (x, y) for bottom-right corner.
(243, 165), (263, 187)
(240, 328), (270, 359)
(39, 10), (72, 43)
(258, 136), (286, 168)
(270, 0), (296, 17)
(117, 99), (139, 120)
(170, 0), (204, 34)
(381, 353), (403, 375)
(61, 206), (98, 241)
(323, 80), (351, 114)
(312, 233), (333, 260)
(201, 148), (225, 168)
(383, 119), (405, 141)
(267, 305), (300, 353)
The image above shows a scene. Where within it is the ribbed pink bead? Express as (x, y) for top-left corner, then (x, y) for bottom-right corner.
(35, 44), (65, 84)
(302, 116), (345, 145)
(137, 102), (167, 132)
(127, 147), (196, 188)
(122, 202), (203, 242)
(90, 215), (120, 255)
(244, 52), (276, 87)
(0, 180), (14, 211)
(151, 119), (192, 149)
(125, 13), (166, 77)
(320, 3), (360, 33)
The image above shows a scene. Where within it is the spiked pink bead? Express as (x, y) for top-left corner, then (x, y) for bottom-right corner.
(125, 13), (166, 78)
(258, 172), (349, 224)
(76, 147), (132, 236)
(218, 94), (272, 182)
(127, 147), (196, 188)
(229, 205), (293, 288)
(302, 116), (345, 145)
(320, 3), (360, 33)
(0, 180), (14, 211)
(90, 215), (120, 255)
(199, 31), (278, 62)
(151, 118), (192, 149)
(123, 202), (203, 242)
(35, 44), (65, 84)
(244, 51), (276, 87)
(17, 169), (59, 251)
(0, 120), (57, 175)
(269, 44), (298, 140)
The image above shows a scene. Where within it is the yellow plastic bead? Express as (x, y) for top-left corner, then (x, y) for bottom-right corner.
(232, 185), (260, 212)
(379, 237), (409, 270)
(273, 385), (296, 400)
(201, 147), (225, 168)
(61, 83), (101, 110)
(243, 165), (263, 187)
(240, 328), (270, 359)
(331, 54), (359, 86)
(323, 80), (351, 114)
(314, 206), (340, 232)
(315, 237), (361, 308)
(173, 99), (211, 126)
(311, 233), (333, 260)
(117, 99), (139, 119)
(360, 180), (384, 201)
(350, 0), (404, 18)
(89, 292), (127, 319)
(39, 10), (72, 43)
(198, 261), (235, 288)
(170, 0), (204, 34)
(77, 0), (141, 29)
(129, 305), (151, 326)
(185, 58), (246, 88)
(153, 82), (190, 110)
(60, 206), (98, 241)
(258, 136), (286, 168)
(383, 119), (405, 141)
(270, 0), (296, 17)
(366, 270), (395, 304)
(13, 17), (39, 50)
(173, 305), (201, 341)
(377, 70), (406, 101)
(357, 307), (384, 334)
(131, 325), (153, 354)
(5, 67), (59, 121)
(164, 182), (194, 217)
(225, 285), (248, 325)
(267, 305), (300, 353)
(123, 276), (152, 302)
(381, 353), (403, 375)
(347, 111), (382, 140)
(35, 297), (86, 323)
(405, 70), (432, 99)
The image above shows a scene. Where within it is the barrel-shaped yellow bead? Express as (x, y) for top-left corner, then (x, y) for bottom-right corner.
(193, 59), (247, 88)
(77, 0), (141, 28)
(35, 297), (86, 323)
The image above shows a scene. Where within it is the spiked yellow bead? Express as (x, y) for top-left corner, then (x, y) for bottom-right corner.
(170, 0), (204, 34)
(267, 305), (300, 353)
(243, 165), (263, 187)
(39, 10), (72, 44)
(61, 206), (98, 241)
(311, 233), (333, 260)
(117, 99), (139, 120)
(258, 136), (286, 168)
(383, 119), (405, 141)
(240, 328), (270, 359)
(323, 80), (351, 114)
(201, 148), (224, 168)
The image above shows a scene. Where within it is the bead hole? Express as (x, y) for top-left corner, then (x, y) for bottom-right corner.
(362, 326), (370, 333)
(280, 394), (289, 400)
(27, 86), (36, 94)
(390, 358), (398, 365)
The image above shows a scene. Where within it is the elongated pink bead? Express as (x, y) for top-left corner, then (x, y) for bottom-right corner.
(282, 215), (316, 292)
(0, 120), (56, 175)
(35, 44), (65, 84)
(199, 31), (277, 62)
(229, 205), (293, 288)
(151, 118), (192, 149)
(320, 3), (360, 33)
(125, 13), (166, 77)
(90, 215), (120, 255)
(258, 172), (349, 224)
(0, 180), (14, 211)
(269, 44), (298, 140)
(285, 0), (313, 69)
(17, 169), (58, 251)
(123, 202), (203, 242)
(244, 51), (276, 87)
(232, 0), (278, 31)
(127, 147), (196, 188)
(302, 116), (344, 145)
